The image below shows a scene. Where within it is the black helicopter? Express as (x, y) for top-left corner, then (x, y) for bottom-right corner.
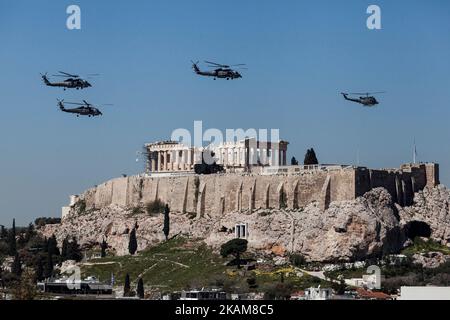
(57, 99), (110, 117)
(192, 60), (246, 80)
(341, 92), (385, 107)
(42, 71), (98, 90)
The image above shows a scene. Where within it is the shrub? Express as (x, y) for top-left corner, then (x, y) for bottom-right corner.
(145, 199), (166, 215)
(289, 253), (306, 267)
(130, 206), (144, 216)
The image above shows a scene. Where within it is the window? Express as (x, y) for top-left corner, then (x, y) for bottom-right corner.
(235, 223), (248, 239)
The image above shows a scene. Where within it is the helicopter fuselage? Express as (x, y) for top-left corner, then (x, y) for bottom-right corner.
(43, 75), (91, 89)
(193, 65), (242, 80)
(342, 93), (379, 107)
(58, 101), (102, 117)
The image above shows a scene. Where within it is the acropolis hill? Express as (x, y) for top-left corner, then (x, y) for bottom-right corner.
(42, 138), (449, 262)
(64, 138), (439, 218)
(64, 162), (439, 219)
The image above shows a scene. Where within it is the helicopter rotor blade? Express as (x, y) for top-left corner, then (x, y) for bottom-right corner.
(204, 61), (226, 67)
(58, 71), (79, 77)
(64, 102), (85, 105)
(348, 91), (385, 95)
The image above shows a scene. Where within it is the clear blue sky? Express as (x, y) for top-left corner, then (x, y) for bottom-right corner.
(1, 0), (449, 226)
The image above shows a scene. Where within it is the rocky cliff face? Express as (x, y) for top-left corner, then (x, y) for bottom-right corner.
(41, 186), (450, 262)
(397, 185), (450, 244)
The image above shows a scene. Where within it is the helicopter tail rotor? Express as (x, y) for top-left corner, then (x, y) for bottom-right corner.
(191, 60), (200, 73)
(56, 99), (65, 110)
(41, 72), (51, 85)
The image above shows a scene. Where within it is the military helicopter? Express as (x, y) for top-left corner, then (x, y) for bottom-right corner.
(41, 71), (98, 90)
(192, 60), (246, 80)
(57, 99), (111, 117)
(341, 92), (385, 107)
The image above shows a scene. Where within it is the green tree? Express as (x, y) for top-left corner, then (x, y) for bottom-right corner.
(43, 251), (53, 279)
(0, 225), (7, 239)
(163, 204), (170, 241)
(7, 219), (17, 256)
(61, 237), (69, 260)
(291, 156), (299, 165)
(264, 283), (293, 300)
(47, 234), (60, 256)
(66, 237), (82, 262)
(12, 269), (37, 300)
(303, 148), (319, 165)
(24, 223), (35, 243)
(11, 253), (22, 277)
(101, 238), (108, 258)
(220, 239), (248, 269)
(35, 256), (44, 281)
(124, 273), (131, 297)
(17, 234), (27, 249)
(137, 278), (145, 299)
(128, 228), (138, 255)
(289, 253), (306, 267)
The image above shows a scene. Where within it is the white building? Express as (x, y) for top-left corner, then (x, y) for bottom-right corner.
(304, 286), (333, 300)
(399, 286), (450, 300)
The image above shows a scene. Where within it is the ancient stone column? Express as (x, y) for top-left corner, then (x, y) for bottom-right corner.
(158, 151), (163, 171)
(182, 149), (187, 170)
(163, 150), (168, 171)
(151, 153), (156, 172)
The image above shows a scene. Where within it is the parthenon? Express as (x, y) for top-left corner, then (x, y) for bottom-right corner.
(144, 138), (289, 173)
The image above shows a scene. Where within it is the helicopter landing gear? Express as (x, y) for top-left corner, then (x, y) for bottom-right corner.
(213, 78), (216, 80)
(226, 78), (229, 80)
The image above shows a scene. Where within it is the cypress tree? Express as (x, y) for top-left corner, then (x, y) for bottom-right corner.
(61, 237), (69, 261)
(128, 228), (138, 255)
(43, 250), (53, 279)
(35, 256), (44, 281)
(163, 204), (170, 241)
(290, 156), (299, 165)
(7, 219), (17, 256)
(47, 234), (60, 256)
(101, 238), (108, 258)
(124, 273), (131, 297)
(11, 253), (22, 277)
(303, 148), (319, 165)
(137, 278), (144, 299)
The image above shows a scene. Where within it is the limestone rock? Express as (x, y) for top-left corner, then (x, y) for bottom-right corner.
(40, 188), (401, 262)
(40, 186), (450, 263)
(398, 185), (450, 245)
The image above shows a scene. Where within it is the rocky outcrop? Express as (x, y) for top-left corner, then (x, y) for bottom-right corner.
(412, 252), (450, 269)
(40, 186), (450, 262)
(42, 187), (407, 262)
(397, 185), (450, 245)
